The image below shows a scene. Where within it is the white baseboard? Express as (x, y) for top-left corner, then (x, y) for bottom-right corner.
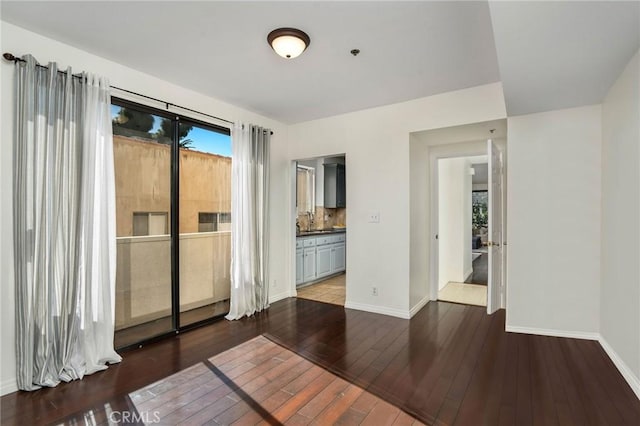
(505, 325), (599, 341)
(269, 290), (292, 304)
(344, 301), (410, 319)
(1, 378), (17, 396)
(598, 336), (640, 400)
(409, 295), (431, 318)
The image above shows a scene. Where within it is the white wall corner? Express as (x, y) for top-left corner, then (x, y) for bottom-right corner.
(409, 294), (431, 318)
(1, 378), (17, 396)
(344, 301), (411, 320)
(505, 325), (599, 341)
(598, 335), (640, 400)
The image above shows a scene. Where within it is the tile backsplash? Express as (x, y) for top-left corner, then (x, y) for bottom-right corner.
(298, 207), (346, 231)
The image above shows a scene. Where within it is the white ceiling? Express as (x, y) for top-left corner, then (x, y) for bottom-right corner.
(1, 1), (500, 124)
(1, 1), (638, 123)
(489, 1), (640, 116)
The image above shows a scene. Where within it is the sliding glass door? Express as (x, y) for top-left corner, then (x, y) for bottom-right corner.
(178, 120), (232, 327)
(111, 98), (231, 349)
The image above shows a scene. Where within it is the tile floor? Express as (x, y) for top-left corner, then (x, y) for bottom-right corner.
(296, 273), (346, 306)
(438, 281), (487, 307)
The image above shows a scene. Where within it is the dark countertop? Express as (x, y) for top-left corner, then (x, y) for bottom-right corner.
(297, 228), (346, 237)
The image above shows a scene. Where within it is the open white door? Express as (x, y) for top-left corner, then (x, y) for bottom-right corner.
(487, 139), (504, 314)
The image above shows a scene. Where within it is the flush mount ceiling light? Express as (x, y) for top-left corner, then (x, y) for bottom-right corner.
(267, 28), (310, 59)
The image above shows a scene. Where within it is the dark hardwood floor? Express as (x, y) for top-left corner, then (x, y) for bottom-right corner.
(1, 298), (638, 425)
(114, 300), (230, 349)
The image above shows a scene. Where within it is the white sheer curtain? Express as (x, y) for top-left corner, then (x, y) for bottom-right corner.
(226, 122), (271, 320)
(13, 55), (121, 391)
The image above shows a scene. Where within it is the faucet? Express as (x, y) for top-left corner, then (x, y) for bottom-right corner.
(306, 211), (314, 231)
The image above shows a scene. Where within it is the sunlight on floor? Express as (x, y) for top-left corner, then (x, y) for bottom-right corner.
(127, 335), (423, 424)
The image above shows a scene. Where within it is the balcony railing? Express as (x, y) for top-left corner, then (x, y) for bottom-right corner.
(115, 231), (231, 330)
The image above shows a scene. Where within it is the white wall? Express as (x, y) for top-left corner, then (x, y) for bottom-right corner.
(473, 183), (488, 191)
(409, 134), (431, 309)
(600, 51), (640, 396)
(438, 158), (472, 288)
(0, 22), (289, 395)
(506, 104), (602, 337)
(288, 83), (507, 318)
(0, 18), (15, 397)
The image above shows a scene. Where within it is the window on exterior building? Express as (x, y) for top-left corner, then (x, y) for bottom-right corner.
(218, 213), (231, 231)
(198, 212), (232, 232)
(132, 212), (168, 236)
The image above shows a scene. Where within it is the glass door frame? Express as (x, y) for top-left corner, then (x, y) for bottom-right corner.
(112, 97), (232, 350)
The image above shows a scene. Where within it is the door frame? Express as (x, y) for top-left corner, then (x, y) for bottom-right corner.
(428, 141), (506, 311)
(487, 139), (505, 314)
(289, 154), (348, 299)
(111, 97), (233, 350)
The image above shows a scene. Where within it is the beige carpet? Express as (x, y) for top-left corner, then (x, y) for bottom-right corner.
(127, 335), (422, 425)
(438, 282), (487, 307)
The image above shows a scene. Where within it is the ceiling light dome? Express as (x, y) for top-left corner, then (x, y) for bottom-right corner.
(267, 28), (310, 59)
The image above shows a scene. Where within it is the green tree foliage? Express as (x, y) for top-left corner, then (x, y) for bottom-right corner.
(112, 108), (154, 135)
(157, 119), (194, 149)
(112, 107), (194, 148)
(472, 203), (488, 228)
(472, 191), (488, 229)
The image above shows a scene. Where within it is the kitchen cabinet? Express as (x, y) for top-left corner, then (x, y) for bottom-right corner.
(324, 163), (346, 208)
(303, 247), (317, 282)
(296, 233), (346, 286)
(296, 248), (303, 285)
(316, 245), (332, 278)
(331, 242), (346, 273)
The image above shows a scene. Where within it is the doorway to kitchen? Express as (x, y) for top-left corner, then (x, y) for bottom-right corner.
(293, 155), (347, 306)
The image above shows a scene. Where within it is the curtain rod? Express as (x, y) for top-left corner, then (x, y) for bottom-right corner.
(2, 52), (273, 135)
